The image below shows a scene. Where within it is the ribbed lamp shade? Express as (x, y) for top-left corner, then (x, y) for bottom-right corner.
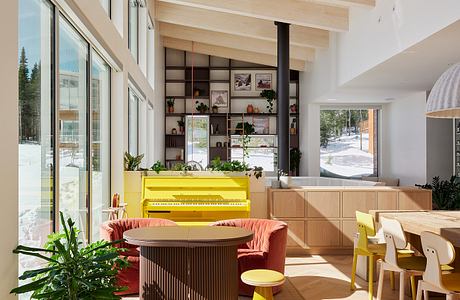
(427, 63), (460, 118)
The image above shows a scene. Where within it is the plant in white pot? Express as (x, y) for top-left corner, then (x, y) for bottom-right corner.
(272, 169), (288, 189)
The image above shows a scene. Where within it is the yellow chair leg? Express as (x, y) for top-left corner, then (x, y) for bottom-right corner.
(390, 271), (395, 290)
(410, 276), (417, 300)
(351, 251), (358, 290)
(253, 286), (274, 300)
(369, 255), (374, 300)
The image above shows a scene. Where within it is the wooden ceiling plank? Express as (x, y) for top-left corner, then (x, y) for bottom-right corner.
(162, 37), (306, 71)
(159, 22), (315, 62)
(156, 1), (330, 48)
(158, 0), (348, 31)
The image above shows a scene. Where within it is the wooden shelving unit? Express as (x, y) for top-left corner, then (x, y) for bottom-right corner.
(455, 119), (460, 176)
(164, 48), (300, 173)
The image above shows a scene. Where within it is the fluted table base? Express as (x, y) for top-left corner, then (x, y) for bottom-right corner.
(139, 245), (238, 300)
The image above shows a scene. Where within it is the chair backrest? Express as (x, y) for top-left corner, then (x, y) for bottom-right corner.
(100, 218), (178, 249)
(355, 211), (376, 251)
(420, 231), (456, 289)
(380, 217), (407, 266)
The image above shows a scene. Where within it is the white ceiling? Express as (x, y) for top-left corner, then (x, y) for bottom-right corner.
(341, 20), (460, 93)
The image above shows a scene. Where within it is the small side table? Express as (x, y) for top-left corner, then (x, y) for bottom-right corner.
(241, 269), (285, 300)
(103, 203), (128, 220)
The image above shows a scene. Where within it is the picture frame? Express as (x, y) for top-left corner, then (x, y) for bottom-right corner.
(255, 73), (272, 90)
(210, 90), (228, 107)
(253, 117), (270, 134)
(234, 73), (252, 91)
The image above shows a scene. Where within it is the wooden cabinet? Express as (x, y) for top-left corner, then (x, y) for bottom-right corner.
(307, 191), (340, 218)
(342, 191), (377, 218)
(272, 191), (305, 218)
(269, 187), (431, 255)
(399, 191), (432, 210)
(284, 220), (306, 248)
(307, 220), (340, 247)
(377, 192), (398, 210)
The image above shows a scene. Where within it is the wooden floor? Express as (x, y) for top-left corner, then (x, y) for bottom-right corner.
(124, 255), (410, 300)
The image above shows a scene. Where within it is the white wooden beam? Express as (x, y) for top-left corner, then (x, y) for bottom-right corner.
(310, 0), (375, 8)
(158, 0), (348, 32)
(156, 2), (329, 48)
(159, 22), (314, 62)
(162, 37), (306, 71)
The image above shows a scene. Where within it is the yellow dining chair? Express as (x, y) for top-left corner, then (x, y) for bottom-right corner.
(377, 217), (426, 300)
(416, 231), (460, 300)
(351, 211), (413, 300)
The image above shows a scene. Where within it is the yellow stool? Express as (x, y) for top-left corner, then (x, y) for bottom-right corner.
(241, 269), (285, 300)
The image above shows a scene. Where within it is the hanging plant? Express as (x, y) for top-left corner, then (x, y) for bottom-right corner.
(235, 122), (255, 158)
(260, 89), (276, 113)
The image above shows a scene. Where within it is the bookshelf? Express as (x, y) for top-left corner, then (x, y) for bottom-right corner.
(164, 48), (300, 174)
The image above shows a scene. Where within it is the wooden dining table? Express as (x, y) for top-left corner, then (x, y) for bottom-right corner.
(373, 210), (460, 268)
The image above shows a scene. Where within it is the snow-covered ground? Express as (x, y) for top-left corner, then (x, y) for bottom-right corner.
(320, 133), (374, 178)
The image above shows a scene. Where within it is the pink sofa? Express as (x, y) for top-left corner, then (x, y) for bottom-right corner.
(100, 218), (178, 295)
(210, 219), (288, 296)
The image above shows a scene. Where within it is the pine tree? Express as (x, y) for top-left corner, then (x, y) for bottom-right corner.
(30, 62), (41, 142)
(18, 47), (31, 142)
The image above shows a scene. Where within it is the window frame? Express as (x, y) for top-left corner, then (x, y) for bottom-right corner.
(319, 107), (380, 179)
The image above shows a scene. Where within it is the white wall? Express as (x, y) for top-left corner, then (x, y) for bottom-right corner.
(426, 118), (453, 181)
(380, 92), (427, 185)
(0, 1), (18, 298)
(337, 0), (460, 86)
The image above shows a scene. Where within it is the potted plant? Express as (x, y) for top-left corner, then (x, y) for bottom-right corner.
(260, 89), (276, 113)
(290, 148), (302, 175)
(177, 118), (185, 134)
(212, 105), (218, 114)
(166, 97), (175, 113)
(10, 212), (128, 299)
(195, 101), (209, 114)
(272, 169), (287, 189)
(124, 152), (144, 171)
(151, 160), (167, 174)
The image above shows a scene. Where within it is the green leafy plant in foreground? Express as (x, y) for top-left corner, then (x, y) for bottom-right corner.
(11, 212), (128, 299)
(124, 152), (144, 171)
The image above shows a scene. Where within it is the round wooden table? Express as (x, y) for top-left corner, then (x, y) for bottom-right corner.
(124, 226), (253, 300)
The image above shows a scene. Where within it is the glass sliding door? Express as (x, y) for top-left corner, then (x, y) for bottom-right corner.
(186, 115), (209, 168)
(58, 16), (89, 240)
(90, 51), (110, 242)
(128, 88), (139, 155)
(18, 0), (54, 275)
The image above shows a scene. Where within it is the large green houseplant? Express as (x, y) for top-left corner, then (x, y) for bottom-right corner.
(11, 212), (128, 299)
(417, 176), (460, 210)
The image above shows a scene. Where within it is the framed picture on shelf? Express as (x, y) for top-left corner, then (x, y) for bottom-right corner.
(210, 90), (228, 107)
(234, 73), (252, 91)
(255, 73), (272, 90)
(253, 117), (270, 134)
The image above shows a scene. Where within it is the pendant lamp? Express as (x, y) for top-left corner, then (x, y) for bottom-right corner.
(426, 63), (460, 118)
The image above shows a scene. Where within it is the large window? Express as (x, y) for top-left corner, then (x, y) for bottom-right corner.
(320, 109), (379, 178)
(128, 87), (139, 155)
(58, 16), (89, 238)
(19, 0), (112, 262)
(91, 52), (110, 242)
(186, 116), (209, 168)
(18, 0), (54, 275)
(128, 0), (139, 62)
(231, 135), (277, 172)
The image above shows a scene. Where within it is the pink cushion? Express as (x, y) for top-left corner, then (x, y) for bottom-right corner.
(100, 218), (178, 295)
(210, 219), (288, 296)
